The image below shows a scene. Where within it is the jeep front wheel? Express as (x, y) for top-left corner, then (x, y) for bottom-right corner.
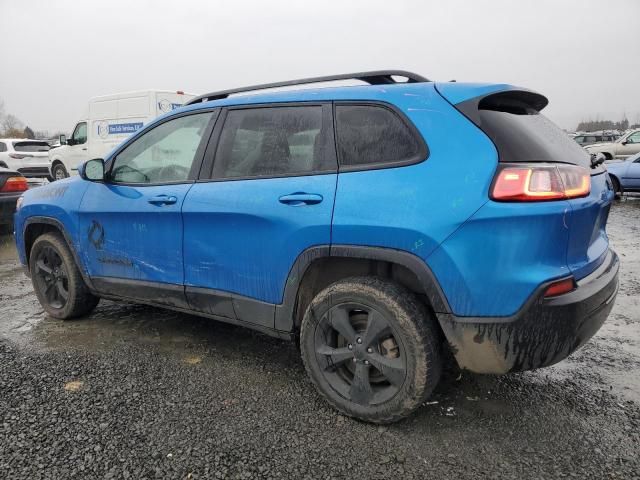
(300, 276), (441, 423)
(30, 232), (99, 319)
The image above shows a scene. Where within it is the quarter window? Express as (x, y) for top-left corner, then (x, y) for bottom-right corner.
(212, 106), (330, 179)
(0, 142), (6, 152)
(110, 112), (213, 184)
(335, 104), (424, 168)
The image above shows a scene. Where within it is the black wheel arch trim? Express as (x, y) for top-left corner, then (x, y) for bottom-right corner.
(275, 244), (452, 332)
(22, 216), (96, 291)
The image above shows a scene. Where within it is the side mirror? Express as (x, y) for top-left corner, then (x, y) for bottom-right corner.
(621, 140), (628, 145)
(79, 158), (105, 182)
(59, 134), (67, 145)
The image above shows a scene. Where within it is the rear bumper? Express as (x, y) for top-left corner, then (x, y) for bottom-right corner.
(0, 194), (20, 226)
(437, 249), (619, 374)
(18, 166), (51, 178)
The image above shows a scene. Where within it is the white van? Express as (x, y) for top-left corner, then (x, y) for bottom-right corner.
(49, 90), (195, 179)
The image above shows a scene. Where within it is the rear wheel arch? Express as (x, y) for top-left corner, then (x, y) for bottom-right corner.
(275, 245), (451, 333)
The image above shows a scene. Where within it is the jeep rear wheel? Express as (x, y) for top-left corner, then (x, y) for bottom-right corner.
(300, 277), (441, 423)
(30, 233), (99, 319)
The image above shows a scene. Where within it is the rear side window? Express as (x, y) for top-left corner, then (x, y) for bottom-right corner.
(335, 104), (425, 169)
(0, 142), (6, 152)
(213, 106), (333, 179)
(12, 141), (50, 152)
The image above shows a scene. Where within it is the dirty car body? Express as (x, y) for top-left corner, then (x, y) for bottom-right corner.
(14, 71), (619, 422)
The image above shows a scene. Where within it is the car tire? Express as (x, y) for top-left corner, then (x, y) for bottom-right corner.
(30, 232), (99, 319)
(300, 276), (441, 424)
(610, 176), (622, 199)
(52, 163), (68, 181)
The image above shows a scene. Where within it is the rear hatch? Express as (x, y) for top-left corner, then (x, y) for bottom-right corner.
(11, 141), (51, 175)
(437, 85), (613, 280)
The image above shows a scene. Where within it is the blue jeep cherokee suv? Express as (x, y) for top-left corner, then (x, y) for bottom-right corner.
(14, 71), (619, 423)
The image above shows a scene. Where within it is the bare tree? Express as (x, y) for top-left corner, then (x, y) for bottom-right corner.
(2, 114), (23, 133)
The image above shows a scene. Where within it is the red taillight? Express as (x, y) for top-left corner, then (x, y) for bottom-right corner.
(1, 176), (28, 193)
(491, 164), (590, 202)
(544, 277), (576, 297)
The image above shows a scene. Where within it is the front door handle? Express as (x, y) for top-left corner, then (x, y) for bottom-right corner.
(278, 193), (323, 206)
(148, 194), (178, 206)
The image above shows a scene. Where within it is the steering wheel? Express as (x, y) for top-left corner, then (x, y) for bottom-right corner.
(157, 164), (191, 181)
(112, 164), (150, 183)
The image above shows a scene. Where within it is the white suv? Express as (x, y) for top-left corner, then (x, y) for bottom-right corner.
(0, 139), (52, 179)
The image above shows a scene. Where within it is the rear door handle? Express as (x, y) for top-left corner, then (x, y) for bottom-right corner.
(278, 193), (323, 206)
(148, 194), (178, 206)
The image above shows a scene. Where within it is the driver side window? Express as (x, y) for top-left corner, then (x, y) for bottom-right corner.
(110, 112), (214, 184)
(626, 132), (640, 144)
(72, 122), (87, 145)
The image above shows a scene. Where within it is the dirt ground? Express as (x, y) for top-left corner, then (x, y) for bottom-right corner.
(0, 199), (639, 479)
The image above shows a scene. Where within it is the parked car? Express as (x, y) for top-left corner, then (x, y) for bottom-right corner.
(0, 139), (52, 179)
(606, 151), (640, 194)
(48, 90), (195, 180)
(585, 129), (640, 160)
(573, 133), (618, 146)
(0, 167), (28, 228)
(14, 71), (619, 423)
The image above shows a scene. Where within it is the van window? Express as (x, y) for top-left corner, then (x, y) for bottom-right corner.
(72, 122), (87, 145)
(335, 104), (424, 169)
(212, 106), (331, 179)
(12, 141), (50, 152)
(111, 112), (213, 184)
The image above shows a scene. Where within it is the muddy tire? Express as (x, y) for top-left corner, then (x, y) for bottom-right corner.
(300, 276), (441, 424)
(29, 232), (99, 319)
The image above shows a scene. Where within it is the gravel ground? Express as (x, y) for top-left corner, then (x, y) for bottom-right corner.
(0, 199), (639, 479)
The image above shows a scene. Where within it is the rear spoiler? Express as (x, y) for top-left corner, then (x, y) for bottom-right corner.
(435, 83), (548, 126)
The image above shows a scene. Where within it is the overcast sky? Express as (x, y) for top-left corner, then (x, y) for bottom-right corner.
(1, 0), (638, 133)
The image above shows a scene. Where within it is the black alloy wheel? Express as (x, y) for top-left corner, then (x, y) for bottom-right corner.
(314, 303), (406, 406)
(33, 245), (69, 309)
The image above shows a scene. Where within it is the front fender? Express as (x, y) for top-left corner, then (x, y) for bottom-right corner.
(14, 178), (90, 267)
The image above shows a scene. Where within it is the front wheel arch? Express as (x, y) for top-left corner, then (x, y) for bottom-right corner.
(23, 218), (95, 290)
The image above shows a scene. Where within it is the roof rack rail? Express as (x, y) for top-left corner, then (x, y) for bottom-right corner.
(185, 70), (429, 105)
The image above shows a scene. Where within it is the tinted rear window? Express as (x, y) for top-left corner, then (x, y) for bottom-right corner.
(477, 110), (590, 168)
(212, 106), (334, 179)
(335, 104), (425, 168)
(13, 141), (50, 152)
